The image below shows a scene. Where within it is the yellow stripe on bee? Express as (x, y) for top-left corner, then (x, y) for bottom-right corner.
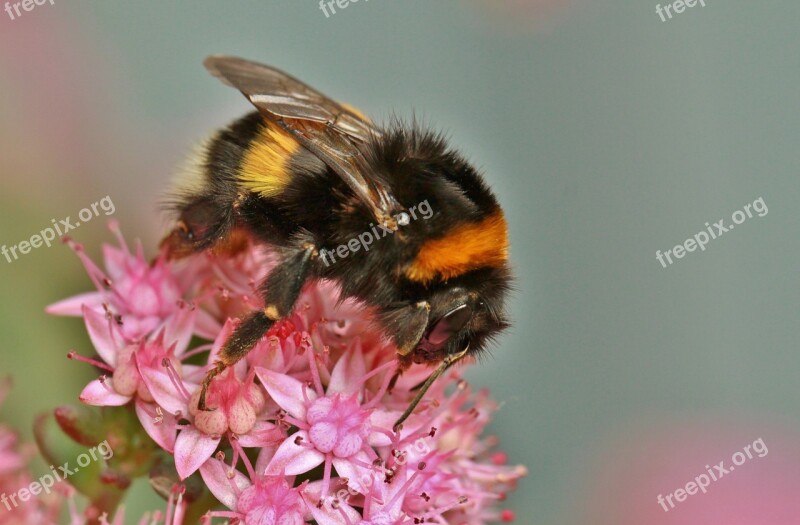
(405, 211), (509, 284)
(239, 123), (300, 197)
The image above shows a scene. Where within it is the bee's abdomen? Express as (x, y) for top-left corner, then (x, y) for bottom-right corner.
(219, 113), (325, 201)
(167, 112), (347, 257)
(405, 209), (509, 284)
(236, 121), (301, 197)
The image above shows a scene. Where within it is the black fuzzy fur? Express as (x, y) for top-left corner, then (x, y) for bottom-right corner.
(169, 112), (511, 365)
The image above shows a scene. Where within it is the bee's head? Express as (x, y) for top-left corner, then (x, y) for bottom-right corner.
(365, 120), (512, 363)
(411, 267), (511, 364)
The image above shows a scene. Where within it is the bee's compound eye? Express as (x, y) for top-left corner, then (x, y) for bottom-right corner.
(397, 212), (411, 226)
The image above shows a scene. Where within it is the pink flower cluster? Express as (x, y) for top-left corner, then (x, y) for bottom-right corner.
(0, 378), (62, 524)
(48, 222), (526, 524)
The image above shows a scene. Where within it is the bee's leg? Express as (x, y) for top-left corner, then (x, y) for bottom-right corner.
(393, 344), (470, 432)
(197, 239), (318, 410)
(381, 301), (430, 357)
(382, 302), (429, 394)
(197, 309), (272, 410)
(387, 353), (413, 394)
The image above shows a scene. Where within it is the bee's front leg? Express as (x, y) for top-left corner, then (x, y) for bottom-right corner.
(380, 300), (430, 357)
(197, 238), (318, 411)
(381, 301), (429, 394)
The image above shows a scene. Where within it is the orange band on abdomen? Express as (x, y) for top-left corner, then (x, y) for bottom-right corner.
(405, 210), (509, 283)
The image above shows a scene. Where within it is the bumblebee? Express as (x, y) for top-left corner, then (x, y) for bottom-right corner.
(163, 56), (511, 430)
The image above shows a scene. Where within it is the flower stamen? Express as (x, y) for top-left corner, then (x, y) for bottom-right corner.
(67, 351), (114, 372)
(162, 358), (191, 401)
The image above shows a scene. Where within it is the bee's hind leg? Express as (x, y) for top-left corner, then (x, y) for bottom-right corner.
(197, 236), (319, 410)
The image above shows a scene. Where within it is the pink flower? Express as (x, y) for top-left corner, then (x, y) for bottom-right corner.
(0, 382), (25, 481)
(201, 456), (305, 525)
(50, 224), (525, 523)
(174, 239), (276, 324)
(47, 220), (217, 341)
(64, 301), (204, 454)
(0, 378), (63, 524)
(135, 319), (284, 480)
(71, 305), (198, 406)
(77, 483), (188, 525)
(256, 345), (395, 503)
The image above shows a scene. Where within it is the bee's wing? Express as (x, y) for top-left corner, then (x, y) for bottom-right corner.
(204, 55), (400, 225)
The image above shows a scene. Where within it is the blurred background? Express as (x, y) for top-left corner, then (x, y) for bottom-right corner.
(1, 1), (799, 523)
